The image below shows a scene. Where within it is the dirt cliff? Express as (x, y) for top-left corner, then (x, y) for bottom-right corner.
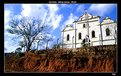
(5, 45), (116, 72)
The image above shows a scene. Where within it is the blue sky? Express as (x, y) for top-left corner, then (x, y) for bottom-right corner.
(4, 4), (117, 53)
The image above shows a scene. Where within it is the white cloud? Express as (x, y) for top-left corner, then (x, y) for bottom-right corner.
(60, 4), (68, 8)
(64, 13), (78, 25)
(4, 7), (14, 31)
(53, 36), (56, 39)
(4, 32), (20, 53)
(4, 10), (10, 25)
(4, 8), (17, 53)
(4, 7), (23, 53)
(4, 39), (19, 53)
(46, 34), (56, 41)
(76, 4), (85, 12)
(21, 4), (47, 19)
(59, 4), (72, 8)
(46, 4), (63, 30)
(21, 4), (63, 30)
(21, 4), (31, 17)
(60, 13), (78, 31)
(4, 9), (13, 29)
(51, 15), (63, 29)
(88, 4), (116, 16)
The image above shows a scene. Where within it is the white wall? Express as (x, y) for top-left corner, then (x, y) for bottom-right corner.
(63, 30), (75, 44)
(102, 23), (116, 40)
(75, 17), (101, 46)
(103, 39), (116, 45)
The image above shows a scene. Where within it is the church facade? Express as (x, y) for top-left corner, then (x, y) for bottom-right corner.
(61, 12), (117, 48)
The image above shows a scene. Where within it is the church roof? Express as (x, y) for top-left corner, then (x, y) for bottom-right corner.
(76, 12), (100, 22)
(101, 17), (115, 25)
(62, 24), (74, 32)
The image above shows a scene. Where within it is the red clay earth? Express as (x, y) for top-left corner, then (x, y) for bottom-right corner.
(5, 45), (116, 72)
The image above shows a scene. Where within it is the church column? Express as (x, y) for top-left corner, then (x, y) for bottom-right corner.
(62, 31), (64, 49)
(74, 22), (77, 48)
(100, 22), (103, 46)
(72, 36), (74, 48)
(85, 11), (90, 46)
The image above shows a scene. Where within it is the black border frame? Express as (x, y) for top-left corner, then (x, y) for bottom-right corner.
(1, 0), (120, 76)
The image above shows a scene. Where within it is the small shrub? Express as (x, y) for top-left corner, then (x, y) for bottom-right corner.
(31, 49), (36, 53)
(19, 53), (25, 57)
(40, 51), (46, 54)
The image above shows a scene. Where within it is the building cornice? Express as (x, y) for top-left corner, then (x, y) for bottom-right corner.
(77, 20), (98, 24)
(62, 25), (73, 32)
(62, 39), (115, 45)
(73, 16), (100, 23)
(62, 29), (75, 32)
(101, 22), (117, 25)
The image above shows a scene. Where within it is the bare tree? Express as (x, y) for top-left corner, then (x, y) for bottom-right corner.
(7, 15), (51, 52)
(34, 34), (51, 50)
(15, 47), (22, 53)
(18, 38), (26, 52)
(44, 37), (53, 50)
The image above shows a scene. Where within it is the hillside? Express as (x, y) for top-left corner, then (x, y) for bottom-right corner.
(5, 45), (116, 72)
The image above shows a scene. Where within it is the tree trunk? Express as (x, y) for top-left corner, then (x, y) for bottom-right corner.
(23, 46), (25, 52)
(46, 41), (48, 50)
(26, 44), (31, 52)
(37, 41), (39, 50)
(26, 47), (30, 52)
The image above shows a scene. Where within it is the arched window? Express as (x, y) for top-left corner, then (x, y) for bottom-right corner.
(78, 33), (81, 39)
(67, 34), (69, 41)
(92, 31), (95, 38)
(83, 24), (85, 28)
(106, 28), (110, 36)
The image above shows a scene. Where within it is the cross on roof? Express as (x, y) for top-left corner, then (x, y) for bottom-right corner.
(84, 8), (87, 14)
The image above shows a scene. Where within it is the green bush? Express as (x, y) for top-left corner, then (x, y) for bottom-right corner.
(40, 51), (46, 54)
(31, 49), (36, 53)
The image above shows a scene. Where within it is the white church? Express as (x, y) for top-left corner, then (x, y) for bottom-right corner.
(61, 12), (117, 48)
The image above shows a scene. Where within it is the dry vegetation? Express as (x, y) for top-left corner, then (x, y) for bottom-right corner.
(5, 45), (116, 72)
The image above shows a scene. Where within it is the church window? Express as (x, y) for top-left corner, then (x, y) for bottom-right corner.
(78, 33), (81, 39)
(67, 34), (69, 41)
(83, 24), (86, 28)
(106, 28), (110, 36)
(92, 31), (95, 38)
